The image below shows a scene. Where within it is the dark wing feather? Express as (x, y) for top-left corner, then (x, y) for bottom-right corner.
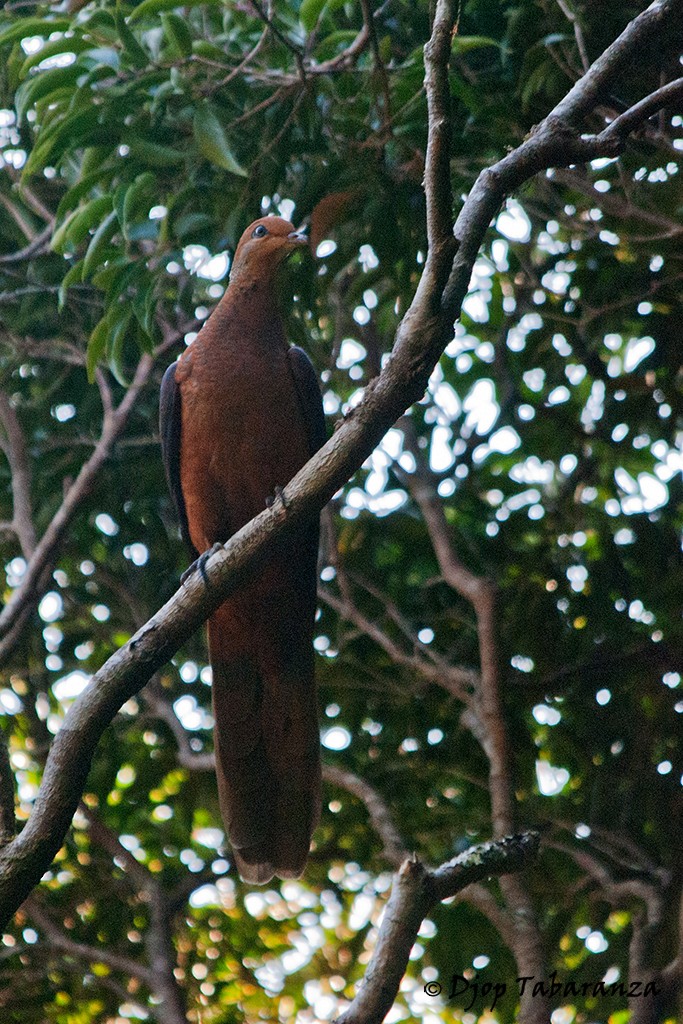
(159, 362), (198, 559)
(286, 346), (326, 456)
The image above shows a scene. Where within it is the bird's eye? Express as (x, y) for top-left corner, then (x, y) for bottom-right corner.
(251, 225), (268, 238)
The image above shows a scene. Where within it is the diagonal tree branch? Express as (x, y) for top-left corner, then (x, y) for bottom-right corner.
(322, 764), (409, 868)
(23, 896), (156, 987)
(0, 0), (678, 946)
(555, 0), (590, 72)
(319, 584), (476, 699)
(0, 225), (52, 265)
(0, 354), (155, 660)
(0, 315), (197, 668)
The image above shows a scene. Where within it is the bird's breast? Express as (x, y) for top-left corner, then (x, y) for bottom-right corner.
(176, 324), (310, 547)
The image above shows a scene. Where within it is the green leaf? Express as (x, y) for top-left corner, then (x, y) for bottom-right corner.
(113, 182), (129, 233)
(19, 35), (91, 77)
(161, 12), (192, 57)
(191, 40), (227, 61)
(115, 5), (149, 68)
(121, 172), (156, 239)
(58, 259), (84, 312)
(131, 280), (158, 337)
(33, 87), (72, 125)
(193, 102), (246, 176)
(52, 195), (112, 253)
(128, 0), (221, 23)
(521, 60), (552, 110)
(55, 169), (115, 222)
(51, 208), (81, 255)
(172, 211), (213, 239)
(126, 138), (186, 168)
(0, 17), (71, 48)
(93, 259), (142, 299)
(313, 29), (358, 61)
(91, 256), (130, 292)
(108, 310), (132, 386)
(86, 314), (111, 383)
(22, 106), (101, 177)
(451, 35), (500, 53)
(135, 322), (155, 354)
(80, 146), (114, 178)
(300, 0), (327, 32)
(82, 210), (119, 279)
(78, 8), (117, 34)
(449, 74), (483, 114)
(15, 64), (82, 121)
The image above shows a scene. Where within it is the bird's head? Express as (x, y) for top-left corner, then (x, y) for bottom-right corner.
(230, 216), (308, 286)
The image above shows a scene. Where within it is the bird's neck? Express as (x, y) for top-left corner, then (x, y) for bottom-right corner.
(210, 272), (286, 346)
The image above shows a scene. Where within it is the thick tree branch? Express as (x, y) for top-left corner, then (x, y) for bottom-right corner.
(402, 428), (514, 836)
(547, 832), (680, 1024)
(601, 76), (683, 143)
(451, 0), (683, 276)
(550, 0), (683, 126)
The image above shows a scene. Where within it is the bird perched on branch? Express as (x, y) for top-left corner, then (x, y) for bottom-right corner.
(160, 216), (325, 883)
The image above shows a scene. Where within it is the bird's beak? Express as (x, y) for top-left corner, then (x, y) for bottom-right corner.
(287, 228), (309, 248)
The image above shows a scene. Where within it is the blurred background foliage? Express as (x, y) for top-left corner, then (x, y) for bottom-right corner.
(0, 0), (681, 1021)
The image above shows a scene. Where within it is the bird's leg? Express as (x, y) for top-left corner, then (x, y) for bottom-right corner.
(181, 542), (224, 587)
(266, 484), (289, 510)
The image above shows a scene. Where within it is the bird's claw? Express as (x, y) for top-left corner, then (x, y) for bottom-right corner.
(181, 542), (223, 588)
(266, 484), (289, 510)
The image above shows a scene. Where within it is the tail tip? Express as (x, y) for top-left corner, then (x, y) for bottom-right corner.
(233, 850), (308, 885)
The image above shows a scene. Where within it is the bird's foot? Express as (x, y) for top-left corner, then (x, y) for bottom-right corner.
(266, 484), (289, 510)
(181, 542), (223, 587)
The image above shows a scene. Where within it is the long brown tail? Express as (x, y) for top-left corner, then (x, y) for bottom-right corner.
(208, 600), (321, 884)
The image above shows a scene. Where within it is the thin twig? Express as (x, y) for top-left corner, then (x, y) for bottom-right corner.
(24, 897), (156, 986)
(0, 353), (155, 662)
(0, 390), (37, 557)
(0, 225), (52, 265)
(250, 0), (306, 81)
(323, 765), (409, 867)
(555, 0), (590, 72)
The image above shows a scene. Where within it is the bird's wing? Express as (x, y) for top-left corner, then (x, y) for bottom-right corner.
(286, 345), (326, 456)
(159, 362), (198, 558)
